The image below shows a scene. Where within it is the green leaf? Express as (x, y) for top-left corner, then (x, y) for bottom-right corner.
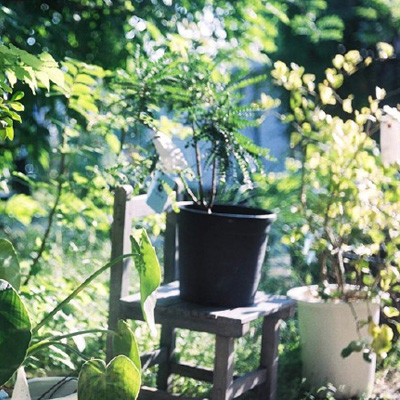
(5, 194), (46, 225)
(0, 279), (32, 385)
(0, 239), (20, 290)
(131, 230), (161, 336)
(78, 356), (141, 400)
(113, 320), (141, 371)
(75, 74), (97, 86)
(341, 340), (364, 358)
(45, 67), (65, 89)
(36, 71), (50, 91)
(106, 133), (121, 154)
(5, 70), (17, 87)
(9, 102), (24, 112)
(5, 125), (14, 140)
(10, 91), (24, 102)
(383, 306), (400, 318)
(371, 324), (394, 357)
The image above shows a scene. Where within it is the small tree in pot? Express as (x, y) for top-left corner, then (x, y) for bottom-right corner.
(272, 43), (400, 398)
(154, 56), (279, 307)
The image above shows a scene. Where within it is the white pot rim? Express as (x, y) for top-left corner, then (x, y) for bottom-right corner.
(28, 377), (77, 384)
(27, 376), (77, 400)
(287, 284), (380, 305)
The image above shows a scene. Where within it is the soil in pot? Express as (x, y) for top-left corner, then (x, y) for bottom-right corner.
(177, 203), (276, 308)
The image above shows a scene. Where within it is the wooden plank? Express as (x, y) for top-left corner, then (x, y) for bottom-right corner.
(211, 336), (234, 400)
(257, 317), (281, 400)
(141, 347), (168, 370)
(230, 369), (267, 398)
(139, 387), (208, 400)
(120, 281), (295, 338)
(163, 211), (179, 284)
(107, 185), (134, 361)
(157, 324), (176, 391)
(170, 362), (214, 383)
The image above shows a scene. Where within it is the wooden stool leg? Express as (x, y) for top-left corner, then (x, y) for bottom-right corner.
(157, 323), (176, 391)
(211, 335), (235, 400)
(258, 317), (281, 400)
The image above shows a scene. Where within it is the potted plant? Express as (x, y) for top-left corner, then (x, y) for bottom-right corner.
(0, 231), (160, 400)
(272, 43), (400, 398)
(152, 56), (279, 307)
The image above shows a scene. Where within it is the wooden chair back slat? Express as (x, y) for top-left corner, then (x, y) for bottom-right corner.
(108, 185), (178, 356)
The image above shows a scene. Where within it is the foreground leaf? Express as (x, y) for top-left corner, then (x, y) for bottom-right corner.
(0, 280), (31, 385)
(0, 239), (20, 290)
(131, 230), (161, 335)
(78, 356), (140, 400)
(113, 320), (141, 371)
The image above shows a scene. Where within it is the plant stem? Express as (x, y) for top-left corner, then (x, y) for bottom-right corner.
(27, 340), (89, 361)
(348, 302), (363, 341)
(300, 142), (308, 209)
(38, 329), (115, 343)
(32, 253), (136, 335)
(319, 251), (328, 283)
(28, 329), (114, 356)
(193, 126), (205, 207)
(208, 157), (218, 210)
(119, 127), (127, 155)
(178, 172), (198, 204)
(24, 127), (67, 285)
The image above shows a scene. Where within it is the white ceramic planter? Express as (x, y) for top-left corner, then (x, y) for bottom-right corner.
(27, 377), (77, 400)
(288, 285), (380, 399)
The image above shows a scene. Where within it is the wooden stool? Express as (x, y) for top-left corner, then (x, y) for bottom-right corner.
(107, 186), (295, 400)
(120, 281), (295, 400)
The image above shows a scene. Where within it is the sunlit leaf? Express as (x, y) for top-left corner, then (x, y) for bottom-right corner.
(113, 320), (141, 371)
(0, 239), (20, 290)
(131, 230), (161, 336)
(78, 356), (140, 400)
(0, 280), (31, 385)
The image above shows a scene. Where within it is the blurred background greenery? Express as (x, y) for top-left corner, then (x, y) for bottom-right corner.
(1, 1), (400, 398)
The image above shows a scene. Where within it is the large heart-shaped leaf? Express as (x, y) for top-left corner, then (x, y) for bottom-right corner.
(0, 279), (31, 385)
(131, 230), (161, 336)
(78, 355), (141, 400)
(0, 239), (20, 290)
(113, 320), (141, 371)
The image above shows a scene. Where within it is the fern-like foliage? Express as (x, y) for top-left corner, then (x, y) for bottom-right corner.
(114, 49), (277, 209)
(164, 55), (276, 208)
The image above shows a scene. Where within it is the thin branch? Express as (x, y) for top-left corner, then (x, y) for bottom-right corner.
(349, 302), (363, 341)
(178, 172), (199, 204)
(319, 251), (328, 284)
(36, 329), (115, 343)
(192, 120), (206, 207)
(119, 127), (127, 155)
(208, 157), (218, 210)
(26, 340), (89, 361)
(300, 142), (308, 210)
(28, 329), (114, 356)
(24, 127), (67, 285)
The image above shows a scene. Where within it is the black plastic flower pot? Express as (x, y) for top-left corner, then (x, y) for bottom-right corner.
(177, 203), (276, 308)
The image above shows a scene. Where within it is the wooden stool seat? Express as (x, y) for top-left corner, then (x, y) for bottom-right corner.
(120, 281), (295, 400)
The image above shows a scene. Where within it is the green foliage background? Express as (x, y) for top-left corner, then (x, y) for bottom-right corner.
(1, 0), (400, 398)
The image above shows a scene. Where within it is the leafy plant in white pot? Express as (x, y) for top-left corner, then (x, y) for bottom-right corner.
(272, 43), (400, 398)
